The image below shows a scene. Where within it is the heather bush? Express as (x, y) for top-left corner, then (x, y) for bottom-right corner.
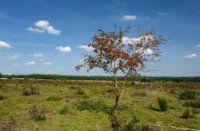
(157, 97), (168, 111)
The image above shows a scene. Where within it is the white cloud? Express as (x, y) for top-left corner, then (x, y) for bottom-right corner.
(56, 46), (72, 53)
(184, 53), (197, 59)
(44, 62), (52, 65)
(158, 11), (168, 16)
(34, 53), (45, 58)
(0, 40), (11, 48)
(196, 44), (200, 48)
(25, 61), (36, 65)
(122, 15), (137, 21)
(35, 20), (49, 27)
(77, 45), (94, 51)
(27, 20), (61, 35)
(27, 27), (45, 33)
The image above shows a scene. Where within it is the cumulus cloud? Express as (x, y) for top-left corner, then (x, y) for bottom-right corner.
(34, 53), (45, 58)
(184, 53), (197, 59)
(44, 62), (52, 65)
(77, 45), (94, 51)
(56, 46), (71, 53)
(157, 11), (168, 16)
(25, 61), (36, 65)
(122, 15), (137, 21)
(0, 40), (11, 48)
(27, 27), (45, 33)
(27, 20), (61, 35)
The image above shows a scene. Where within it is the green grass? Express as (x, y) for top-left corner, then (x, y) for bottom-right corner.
(0, 79), (200, 130)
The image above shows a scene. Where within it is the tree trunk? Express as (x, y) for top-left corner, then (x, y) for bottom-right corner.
(114, 73), (121, 115)
(115, 90), (121, 114)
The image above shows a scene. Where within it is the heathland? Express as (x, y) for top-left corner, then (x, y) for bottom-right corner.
(0, 77), (200, 131)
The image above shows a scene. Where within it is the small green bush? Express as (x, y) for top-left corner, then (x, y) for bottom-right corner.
(22, 89), (31, 96)
(29, 105), (46, 121)
(22, 85), (39, 96)
(59, 105), (70, 115)
(181, 108), (193, 119)
(157, 97), (168, 111)
(179, 90), (197, 100)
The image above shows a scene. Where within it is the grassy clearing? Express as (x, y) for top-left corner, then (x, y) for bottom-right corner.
(0, 79), (200, 130)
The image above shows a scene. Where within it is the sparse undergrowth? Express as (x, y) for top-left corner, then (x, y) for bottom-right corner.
(0, 80), (200, 130)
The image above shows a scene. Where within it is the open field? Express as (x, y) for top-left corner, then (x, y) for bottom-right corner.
(0, 79), (200, 131)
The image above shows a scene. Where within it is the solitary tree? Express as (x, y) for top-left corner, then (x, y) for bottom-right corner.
(76, 27), (164, 115)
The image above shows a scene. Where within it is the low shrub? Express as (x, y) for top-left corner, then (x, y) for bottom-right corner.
(179, 90), (197, 100)
(46, 96), (62, 101)
(181, 108), (193, 119)
(59, 105), (70, 115)
(157, 97), (168, 111)
(22, 89), (31, 96)
(22, 85), (39, 96)
(29, 105), (46, 121)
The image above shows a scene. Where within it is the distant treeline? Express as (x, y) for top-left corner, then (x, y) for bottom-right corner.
(0, 73), (200, 82)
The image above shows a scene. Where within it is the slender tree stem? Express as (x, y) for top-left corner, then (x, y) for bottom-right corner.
(114, 73), (121, 115)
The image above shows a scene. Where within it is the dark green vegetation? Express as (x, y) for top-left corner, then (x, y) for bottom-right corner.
(2, 74), (200, 82)
(0, 79), (200, 130)
(157, 97), (168, 111)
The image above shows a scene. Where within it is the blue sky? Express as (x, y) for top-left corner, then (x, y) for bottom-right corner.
(0, 0), (200, 76)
